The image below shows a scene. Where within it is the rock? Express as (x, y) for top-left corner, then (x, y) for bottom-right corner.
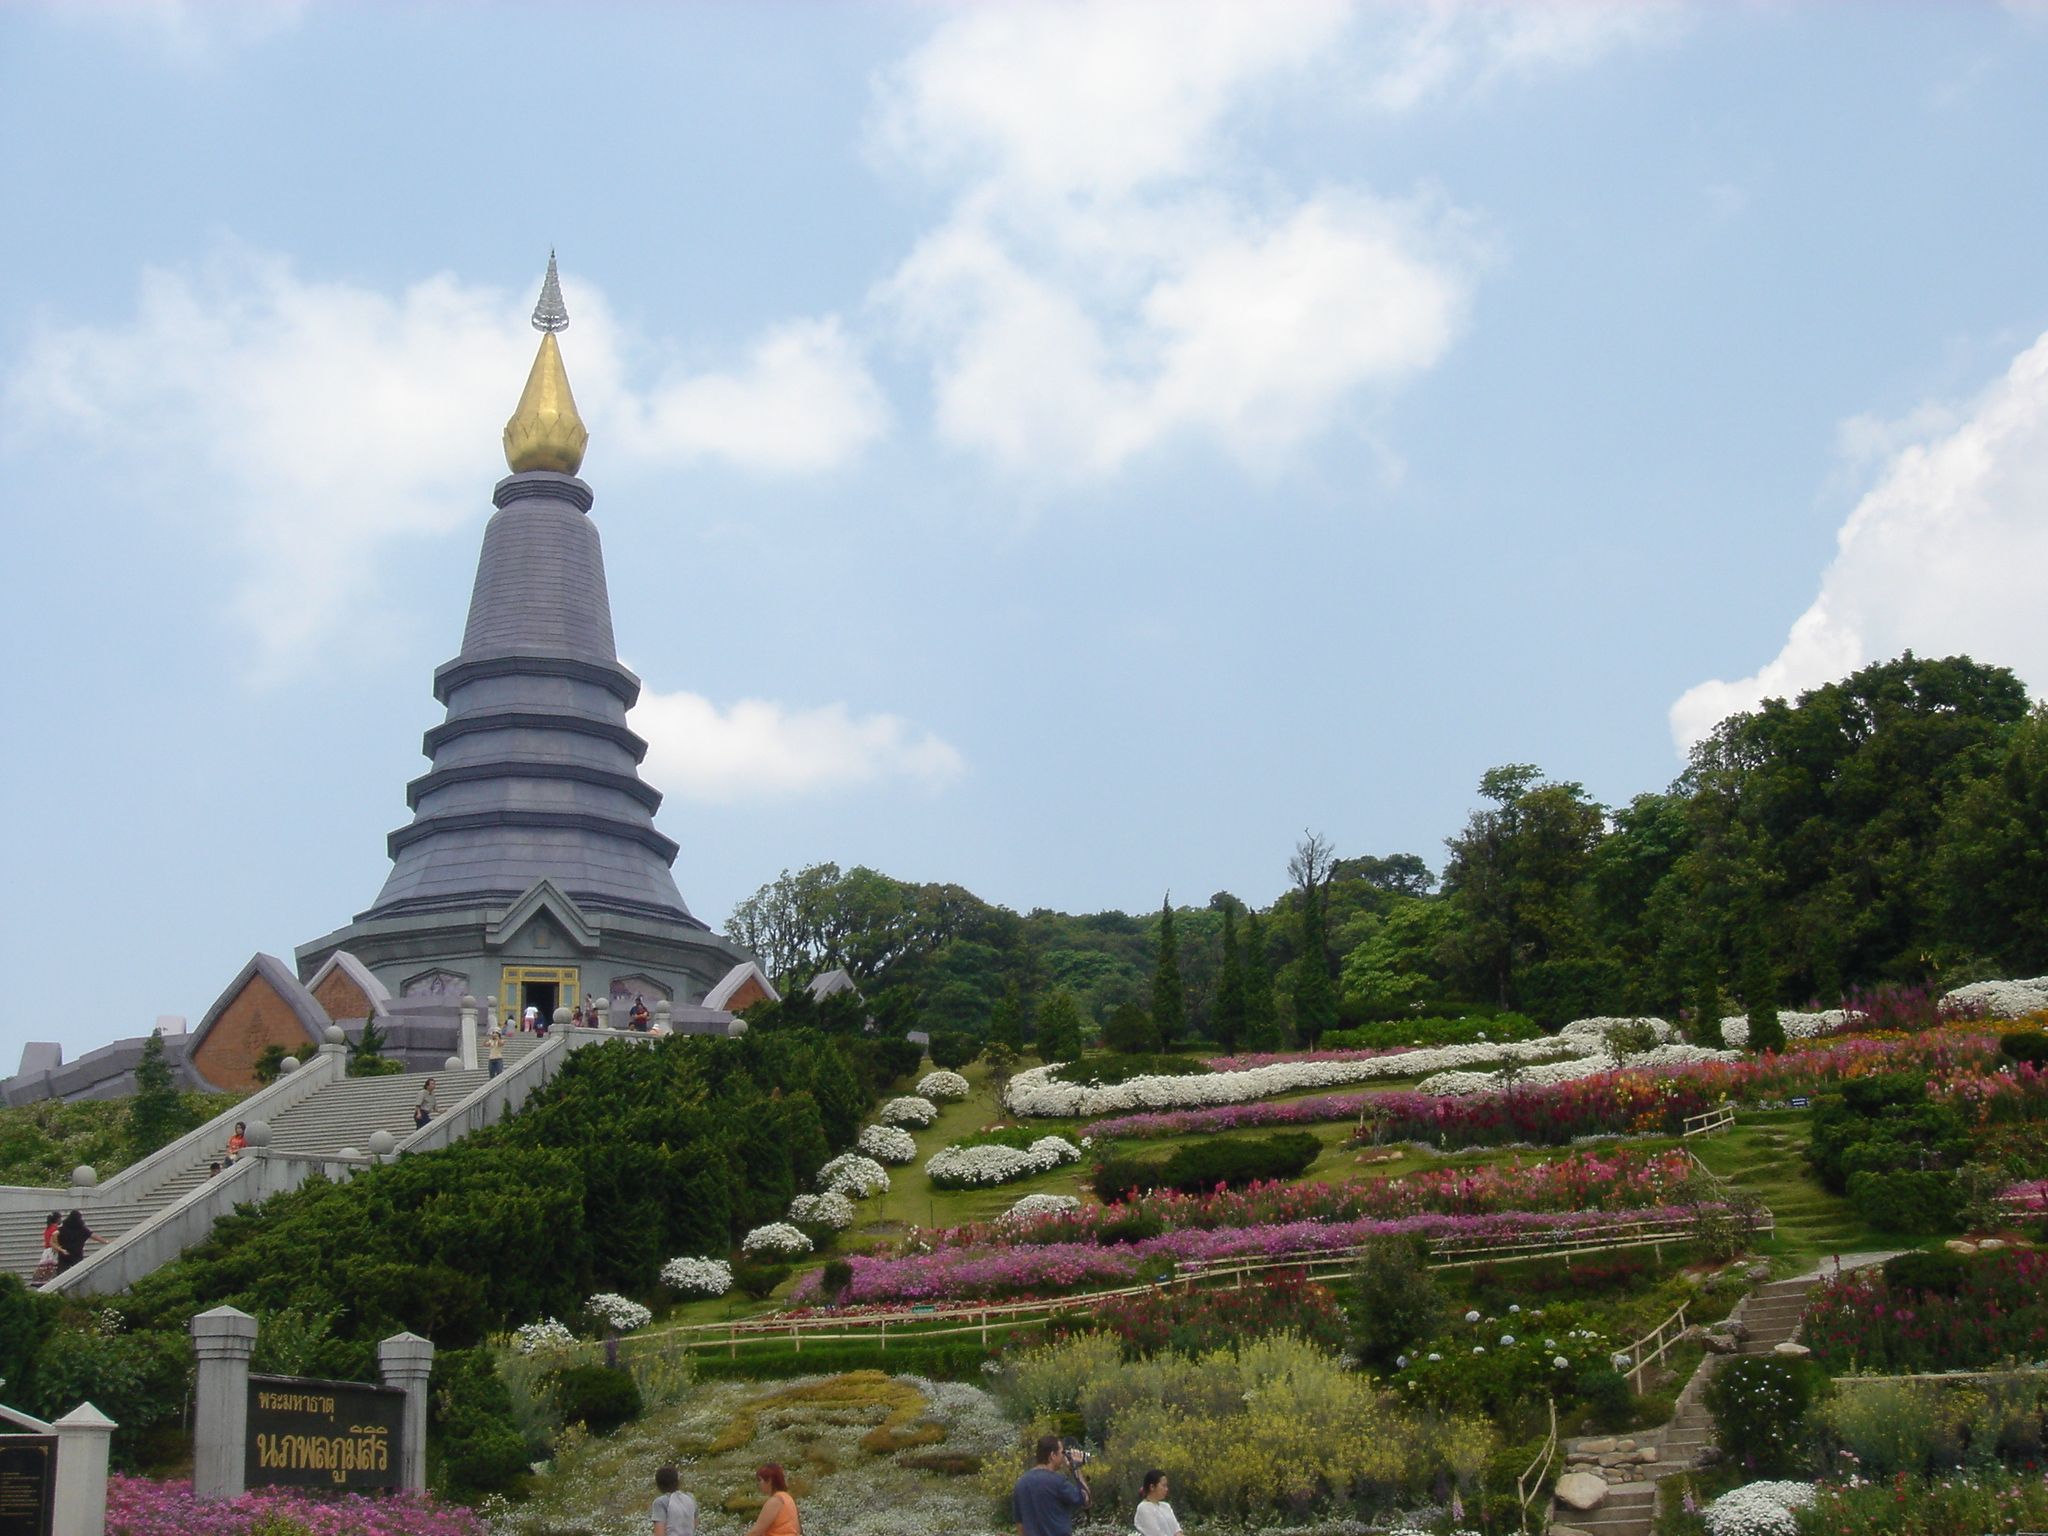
(1565, 1451), (1596, 1464)
(1618, 1438), (1637, 1451)
(1598, 1453), (1628, 1467)
(1946, 1239), (1980, 1254)
(1747, 1263), (1772, 1282)
(1773, 1341), (1812, 1358)
(1980, 1237), (2008, 1251)
(1702, 1333), (1737, 1355)
(1554, 1472), (1609, 1512)
(1722, 1319), (1752, 1341)
(1631, 1448), (1660, 1464)
(1577, 1437), (1618, 1454)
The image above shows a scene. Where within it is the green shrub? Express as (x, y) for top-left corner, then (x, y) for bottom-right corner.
(1047, 1054), (1211, 1087)
(1093, 1209), (1166, 1246)
(1808, 1075), (1972, 1196)
(866, 1036), (925, 1086)
(820, 1259), (854, 1300)
(431, 1347), (532, 1501)
(928, 1032), (981, 1070)
(1704, 1357), (1821, 1476)
(1092, 1132), (1320, 1204)
(732, 1258), (791, 1300)
(552, 1363), (642, 1434)
(28, 1323), (189, 1468)
(1882, 1249), (1971, 1295)
(1574, 1365), (1634, 1431)
(1102, 1004), (1161, 1055)
(1847, 1170), (1960, 1233)
(1345, 1237), (1442, 1370)
(2002, 1032), (2048, 1066)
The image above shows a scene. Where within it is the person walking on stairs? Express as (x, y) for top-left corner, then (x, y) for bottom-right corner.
(414, 1078), (440, 1130)
(487, 1027), (505, 1079)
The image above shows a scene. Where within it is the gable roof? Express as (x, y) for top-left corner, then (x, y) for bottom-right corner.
(484, 878), (601, 951)
(306, 950), (393, 1015)
(186, 953), (332, 1091)
(807, 968), (859, 1001)
(703, 960), (779, 1011)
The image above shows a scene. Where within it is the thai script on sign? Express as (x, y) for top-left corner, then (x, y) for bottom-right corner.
(256, 1391), (336, 1416)
(253, 1425), (390, 1486)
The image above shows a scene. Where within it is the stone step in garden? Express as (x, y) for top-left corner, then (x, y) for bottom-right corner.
(1550, 1479), (1657, 1536)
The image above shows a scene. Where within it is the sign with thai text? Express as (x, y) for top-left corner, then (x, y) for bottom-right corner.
(245, 1374), (403, 1491)
(0, 1435), (56, 1536)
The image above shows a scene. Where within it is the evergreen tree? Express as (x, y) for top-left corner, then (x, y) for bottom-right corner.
(1151, 894), (1187, 1046)
(128, 1028), (195, 1156)
(987, 985), (1025, 1055)
(1741, 923), (1785, 1054)
(1689, 958), (1726, 1050)
(1291, 835), (1339, 1049)
(1243, 912), (1281, 1050)
(1214, 904), (1248, 1052)
(1034, 986), (1087, 1064)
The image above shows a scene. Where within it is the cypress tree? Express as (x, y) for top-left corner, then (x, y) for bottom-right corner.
(987, 986), (1025, 1055)
(1034, 986), (1087, 1064)
(128, 1028), (195, 1156)
(1293, 880), (1338, 1049)
(1151, 894), (1187, 1046)
(1215, 905), (1248, 1052)
(1742, 927), (1785, 1054)
(1690, 957), (1726, 1050)
(1243, 912), (1281, 1050)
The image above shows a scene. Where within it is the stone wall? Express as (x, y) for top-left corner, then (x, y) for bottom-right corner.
(311, 969), (374, 1023)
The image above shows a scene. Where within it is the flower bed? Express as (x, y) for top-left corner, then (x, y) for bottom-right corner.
(790, 1203), (1737, 1305)
(512, 1318), (577, 1355)
(1414, 1041), (1735, 1096)
(1798, 1471), (2048, 1535)
(1703, 1480), (1815, 1536)
(107, 1476), (486, 1536)
(855, 1123), (919, 1164)
(924, 1135), (1081, 1188)
(933, 1148), (1705, 1248)
(1801, 1249), (2048, 1373)
(659, 1256), (732, 1296)
(1203, 1045), (1412, 1072)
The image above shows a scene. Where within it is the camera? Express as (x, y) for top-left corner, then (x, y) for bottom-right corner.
(1062, 1438), (1090, 1470)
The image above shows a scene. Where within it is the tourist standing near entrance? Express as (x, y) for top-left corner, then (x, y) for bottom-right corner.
(1134, 1470), (1183, 1536)
(742, 1464), (799, 1536)
(1013, 1435), (1090, 1536)
(522, 1004), (539, 1034)
(487, 1027), (505, 1078)
(650, 1465), (696, 1536)
(414, 1078), (439, 1129)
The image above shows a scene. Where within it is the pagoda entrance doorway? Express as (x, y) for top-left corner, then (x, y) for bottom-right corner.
(500, 965), (580, 1027)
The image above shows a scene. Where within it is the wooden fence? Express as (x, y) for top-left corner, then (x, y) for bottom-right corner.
(1622, 1300), (1691, 1393)
(1683, 1104), (1737, 1138)
(1515, 1397), (1558, 1534)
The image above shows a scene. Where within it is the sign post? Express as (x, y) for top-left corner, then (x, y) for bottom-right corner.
(0, 1436), (55, 1536)
(191, 1306), (258, 1501)
(245, 1376), (404, 1493)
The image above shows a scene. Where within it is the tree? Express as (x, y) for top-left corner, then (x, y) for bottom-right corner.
(1689, 957), (1725, 1050)
(1345, 1236), (1443, 1371)
(1102, 1002), (1160, 1055)
(1290, 833), (1339, 1049)
(128, 1028), (195, 1156)
(1333, 854), (1436, 898)
(1935, 706), (2048, 975)
(1034, 987), (1087, 1064)
(1213, 905), (1247, 1052)
(1151, 895), (1187, 1046)
(1242, 911), (1280, 1050)
(1741, 915), (1785, 1054)
(987, 986), (1026, 1055)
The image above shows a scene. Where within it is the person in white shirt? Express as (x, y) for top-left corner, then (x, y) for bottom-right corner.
(1134, 1470), (1182, 1536)
(651, 1464), (696, 1536)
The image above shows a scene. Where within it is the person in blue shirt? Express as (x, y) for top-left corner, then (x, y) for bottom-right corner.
(1013, 1434), (1090, 1536)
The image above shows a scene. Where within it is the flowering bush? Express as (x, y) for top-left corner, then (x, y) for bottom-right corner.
(1703, 1480), (1815, 1536)
(1001, 1192), (1082, 1224)
(1799, 1470), (2048, 1535)
(1203, 1045), (1412, 1072)
(741, 1222), (813, 1257)
(1720, 1010), (1858, 1047)
(816, 1153), (891, 1198)
(1801, 1249), (2048, 1373)
(659, 1256), (732, 1296)
(925, 1135), (1081, 1189)
(1415, 1040), (1735, 1096)
(583, 1292), (651, 1333)
(1706, 1358), (1821, 1476)
(856, 1123), (919, 1164)
(879, 1095), (939, 1127)
(791, 1204), (1743, 1305)
(1089, 1272), (1348, 1355)
(511, 1318), (578, 1354)
(788, 1191), (858, 1230)
(1943, 977), (2048, 1020)
(107, 1476), (487, 1536)
(916, 1070), (972, 1101)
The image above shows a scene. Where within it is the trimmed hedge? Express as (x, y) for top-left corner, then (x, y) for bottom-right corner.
(1093, 1131), (1321, 1204)
(553, 1363), (643, 1434)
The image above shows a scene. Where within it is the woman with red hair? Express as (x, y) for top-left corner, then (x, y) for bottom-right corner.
(743, 1464), (799, 1536)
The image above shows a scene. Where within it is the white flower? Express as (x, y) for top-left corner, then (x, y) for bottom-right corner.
(659, 1257), (733, 1297)
(917, 1070), (972, 1102)
(1545, 1339), (1557, 1349)
(1464, 1310), (1481, 1324)
(1427, 1352), (1442, 1362)
(1500, 1335), (1515, 1346)
(817, 1153), (891, 1198)
(512, 1318), (578, 1355)
(1942, 977), (2048, 1020)
(1001, 1193), (1082, 1224)
(1508, 1304), (1521, 1313)
(1472, 1346), (1486, 1355)
(1611, 1351), (1634, 1371)
(856, 1124), (919, 1164)
(741, 1222), (813, 1257)
(583, 1293), (652, 1333)
(1553, 1356), (1569, 1369)
(788, 1191), (858, 1230)
(1703, 1482), (1817, 1536)
(880, 1095), (940, 1127)
(1395, 1355), (1409, 1369)
(1721, 1009), (1862, 1047)
(925, 1136), (1082, 1187)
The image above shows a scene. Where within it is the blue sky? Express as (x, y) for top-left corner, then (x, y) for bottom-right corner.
(6, 1), (2048, 1063)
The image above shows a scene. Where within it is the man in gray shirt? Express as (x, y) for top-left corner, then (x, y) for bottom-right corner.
(651, 1465), (696, 1536)
(1013, 1434), (1090, 1536)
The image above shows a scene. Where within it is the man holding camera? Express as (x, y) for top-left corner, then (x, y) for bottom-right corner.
(1013, 1433), (1091, 1536)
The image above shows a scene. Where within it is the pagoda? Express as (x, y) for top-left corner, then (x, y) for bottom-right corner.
(296, 257), (767, 1028)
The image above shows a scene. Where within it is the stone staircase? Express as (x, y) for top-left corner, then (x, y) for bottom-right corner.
(1548, 1272), (1839, 1536)
(0, 1037), (546, 1284)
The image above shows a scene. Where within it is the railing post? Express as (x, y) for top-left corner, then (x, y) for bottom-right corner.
(377, 1331), (435, 1496)
(52, 1402), (115, 1536)
(190, 1305), (258, 1501)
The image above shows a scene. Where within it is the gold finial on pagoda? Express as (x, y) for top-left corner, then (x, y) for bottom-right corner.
(503, 252), (588, 474)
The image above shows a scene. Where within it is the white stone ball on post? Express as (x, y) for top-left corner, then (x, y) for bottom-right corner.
(244, 1120), (272, 1148)
(70, 1165), (97, 1189)
(279, 1056), (301, 1075)
(444, 1056), (463, 1073)
(552, 1007), (570, 1030)
(368, 1130), (396, 1159)
(325, 1024), (346, 1045)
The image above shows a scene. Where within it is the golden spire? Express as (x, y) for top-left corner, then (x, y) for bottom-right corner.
(503, 252), (588, 474)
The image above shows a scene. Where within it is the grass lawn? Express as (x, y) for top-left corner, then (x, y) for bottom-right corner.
(1688, 1113), (1928, 1270)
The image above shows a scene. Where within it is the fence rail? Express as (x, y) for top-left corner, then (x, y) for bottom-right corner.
(1515, 1397), (1558, 1533)
(1683, 1104), (1737, 1138)
(1623, 1300), (1691, 1393)
(623, 1208), (1768, 1357)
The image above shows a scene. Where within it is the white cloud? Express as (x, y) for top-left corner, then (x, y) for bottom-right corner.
(632, 687), (965, 803)
(1670, 330), (2048, 750)
(3, 248), (887, 677)
(48, 0), (309, 62)
(872, 0), (1666, 479)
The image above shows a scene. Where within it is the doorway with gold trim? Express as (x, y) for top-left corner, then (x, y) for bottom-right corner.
(501, 965), (580, 1027)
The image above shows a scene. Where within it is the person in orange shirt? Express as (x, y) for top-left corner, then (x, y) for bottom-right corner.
(743, 1464), (799, 1536)
(225, 1122), (249, 1162)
